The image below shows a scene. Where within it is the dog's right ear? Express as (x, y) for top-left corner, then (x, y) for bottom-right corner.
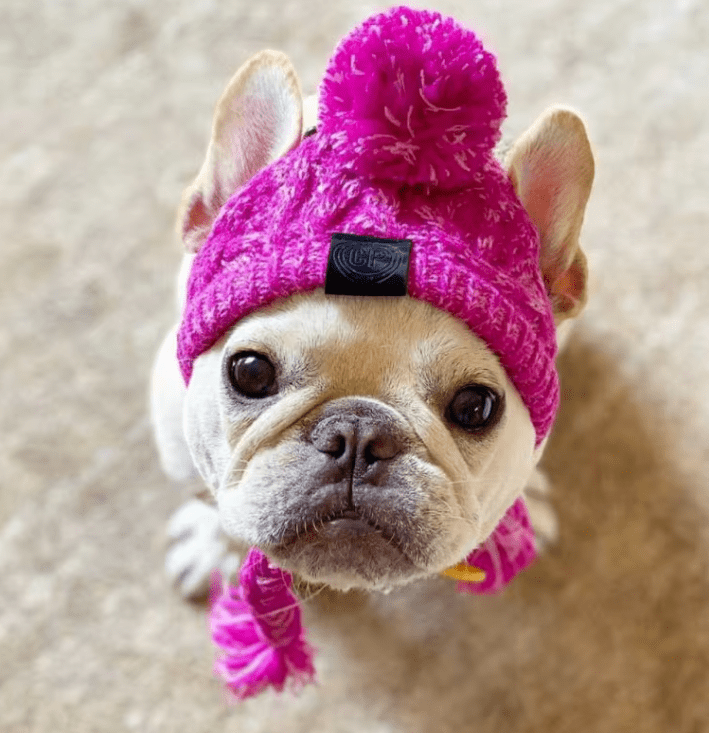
(178, 51), (303, 253)
(506, 107), (594, 323)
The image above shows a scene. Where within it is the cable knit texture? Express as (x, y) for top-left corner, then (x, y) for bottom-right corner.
(458, 496), (537, 594)
(177, 5), (559, 444)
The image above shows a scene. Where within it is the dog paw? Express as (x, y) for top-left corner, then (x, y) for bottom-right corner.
(524, 468), (559, 552)
(165, 499), (243, 600)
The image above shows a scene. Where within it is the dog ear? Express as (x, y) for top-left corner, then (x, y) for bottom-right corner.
(178, 50), (303, 253)
(506, 107), (594, 322)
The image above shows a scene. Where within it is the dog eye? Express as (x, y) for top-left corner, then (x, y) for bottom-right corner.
(227, 352), (277, 398)
(447, 385), (501, 432)
(302, 125), (317, 138)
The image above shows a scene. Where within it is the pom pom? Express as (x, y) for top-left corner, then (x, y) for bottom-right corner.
(456, 497), (537, 595)
(209, 547), (316, 700)
(319, 6), (506, 190)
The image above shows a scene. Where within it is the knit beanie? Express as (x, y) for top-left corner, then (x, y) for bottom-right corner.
(177, 6), (559, 445)
(176, 6), (557, 700)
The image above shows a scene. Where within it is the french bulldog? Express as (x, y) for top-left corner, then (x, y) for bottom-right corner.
(150, 46), (594, 600)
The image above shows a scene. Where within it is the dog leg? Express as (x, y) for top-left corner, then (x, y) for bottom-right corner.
(152, 317), (244, 599)
(165, 497), (244, 600)
(523, 467), (559, 551)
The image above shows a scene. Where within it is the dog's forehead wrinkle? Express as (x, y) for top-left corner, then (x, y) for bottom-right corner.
(300, 295), (463, 398)
(342, 295), (508, 395)
(414, 332), (506, 391)
(224, 294), (353, 359)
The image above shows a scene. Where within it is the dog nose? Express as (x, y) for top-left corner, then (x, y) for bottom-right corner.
(310, 415), (402, 472)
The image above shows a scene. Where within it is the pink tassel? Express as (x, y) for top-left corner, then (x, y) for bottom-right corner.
(209, 547), (316, 700)
(456, 497), (537, 595)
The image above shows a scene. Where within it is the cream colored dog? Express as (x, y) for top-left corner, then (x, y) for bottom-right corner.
(151, 51), (594, 599)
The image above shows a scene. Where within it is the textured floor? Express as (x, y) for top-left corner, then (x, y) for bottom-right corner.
(2, 1), (709, 731)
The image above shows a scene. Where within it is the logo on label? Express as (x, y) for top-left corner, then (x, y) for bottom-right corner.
(325, 234), (412, 297)
(331, 241), (405, 284)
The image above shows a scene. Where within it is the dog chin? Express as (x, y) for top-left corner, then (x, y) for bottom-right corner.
(264, 518), (430, 591)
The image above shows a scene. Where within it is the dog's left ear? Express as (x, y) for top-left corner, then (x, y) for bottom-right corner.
(178, 50), (303, 253)
(506, 107), (595, 322)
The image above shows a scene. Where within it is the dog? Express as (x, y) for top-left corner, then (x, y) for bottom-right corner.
(150, 11), (594, 602)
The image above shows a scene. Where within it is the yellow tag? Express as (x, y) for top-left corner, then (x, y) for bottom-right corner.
(441, 562), (486, 583)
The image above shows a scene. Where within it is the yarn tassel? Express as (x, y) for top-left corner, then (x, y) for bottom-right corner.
(456, 497), (537, 595)
(209, 547), (316, 700)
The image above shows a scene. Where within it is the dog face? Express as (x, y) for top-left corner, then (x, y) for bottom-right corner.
(176, 51), (594, 592)
(184, 292), (538, 590)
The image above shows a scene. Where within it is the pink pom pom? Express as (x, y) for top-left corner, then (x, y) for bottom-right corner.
(319, 6), (506, 190)
(209, 548), (316, 700)
(456, 497), (537, 595)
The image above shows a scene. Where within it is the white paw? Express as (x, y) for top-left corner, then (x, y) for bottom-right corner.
(524, 468), (559, 552)
(165, 499), (243, 600)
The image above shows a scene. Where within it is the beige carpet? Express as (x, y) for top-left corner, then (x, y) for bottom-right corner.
(2, 1), (709, 731)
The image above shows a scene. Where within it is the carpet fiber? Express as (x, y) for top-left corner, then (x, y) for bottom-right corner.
(2, 1), (708, 731)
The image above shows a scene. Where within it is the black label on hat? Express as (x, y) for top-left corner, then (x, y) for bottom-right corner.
(325, 233), (412, 297)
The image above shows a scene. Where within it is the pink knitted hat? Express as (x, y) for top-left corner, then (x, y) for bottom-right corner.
(177, 6), (556, 700)
(177, 6), (559, 444)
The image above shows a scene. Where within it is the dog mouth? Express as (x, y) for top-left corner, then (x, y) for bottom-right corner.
(266, 505), (421, 588)
(318, 508), (406, 546)
(282, 507), (405, 553)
